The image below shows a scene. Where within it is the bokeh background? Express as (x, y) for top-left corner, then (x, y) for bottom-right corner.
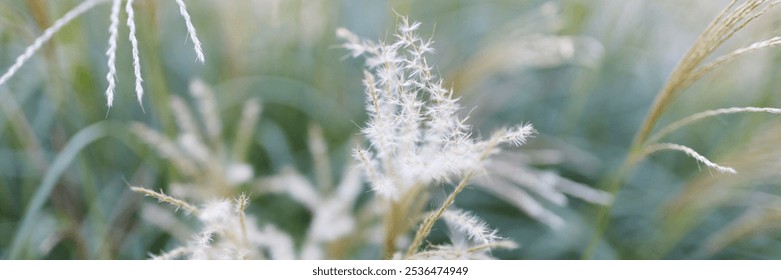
(2, 0), (781, 259)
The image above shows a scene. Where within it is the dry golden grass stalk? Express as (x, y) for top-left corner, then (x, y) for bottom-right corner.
(586, 0), (781, 258)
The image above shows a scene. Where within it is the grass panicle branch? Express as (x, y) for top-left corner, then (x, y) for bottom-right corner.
(125, 0), (144, 108)
(408, 240), (518, 260)
(341, 16), (535, 259)
(405, 126), (534, 258)
(150, 247), (190, 260)
(235, 193), (250, 246)
(130, 186), (199, 214)
(0, 0), (109, 89)
(441, 209), (499, 245)
(130, 122), (200, 176)
(232, 98), (262, 162)
(105, 0), (121, 107)
(190, 80), (222, 147)
(0, 0), (205, 108)
(634, 0), (779, 147)
(648, 107), (781, 144)
(643, 143), (737, 174)
(689, 36), (781, 83)
(585, 0), (781, 259)
(175, 0), (205, 63)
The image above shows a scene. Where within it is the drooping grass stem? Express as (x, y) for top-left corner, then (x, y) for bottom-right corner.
(583, 0), (780, 259)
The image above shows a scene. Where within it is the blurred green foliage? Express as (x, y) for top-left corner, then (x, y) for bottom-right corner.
(1, 0), (781, 259)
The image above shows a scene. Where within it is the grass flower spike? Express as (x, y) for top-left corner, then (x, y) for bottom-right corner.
(105, 0), (121, 107)
(340, 16), (535, 259)
(0, 0), (108, 88)
(339, 18), (535, 201)
(0, 0), (205, 108)
(132, 80), (257, 200)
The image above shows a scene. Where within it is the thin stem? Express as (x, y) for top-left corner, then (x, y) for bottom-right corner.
(236, 193), (250, 247)
(383, 185), (426, 259)
(0, 0), (109, 87)
(405, 170), (478, 258)
(582, 149), (643, 259)
(383, 199), (401, 259)
(584, 0), (779, 259)
(404, 135), (506, 258)
(648, 107), (781, 144)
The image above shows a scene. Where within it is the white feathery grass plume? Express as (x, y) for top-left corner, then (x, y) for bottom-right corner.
(644, 143), (737, 174)
(474, 176), (565, 229)
(306, 165), (363, 243)
(134, 80), (260, 201)
(189, 228), (215, 259)
(175, 0), (206, 63)
(0, 0), (109, 89)
(105, 0), (121, 107)
(254, 225), (297, 260)
(496, 124), (536, 147)
(354, 148), (396, 199)
(308, 124), (333, 191)
(130, 122), (200, 176)
(140, 203), (192, 241)
(130, 186), (199, 214)
(333, 164), (363, 206)
(264, 163), (363, 244)
(177, 133), (210, 165)
(341, 17), (536, 259)
(198, 199), (232, 225)
(235, 193), (250, 242)
(263, 168), (320, 210)
(125, 0), (144, 108)
(225, 163), (253, 186)
(648, 107), (781, 144)
(170, 95), (203, 141)
(150, 247), (190, 260)
(468, 157), (612, 228)
(554, 177), (613, 205)
(487, 159), (612, 206)
(134, 184), (301, 259)
(338, 20), (536, 200)
(189, 199), (256, 259)
(258, 130), (365, 259)
(441, 209), (499, 246)
(408, 240), (518, 260)
(189, 80), (221, 146)
(487, 161), (569, 206)
(232, 98), (261, 161)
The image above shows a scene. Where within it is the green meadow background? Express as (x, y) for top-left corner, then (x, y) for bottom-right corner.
(1, 0), (780, 259)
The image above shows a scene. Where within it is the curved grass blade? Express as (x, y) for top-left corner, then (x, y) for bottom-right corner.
(7, 122), (110, 259)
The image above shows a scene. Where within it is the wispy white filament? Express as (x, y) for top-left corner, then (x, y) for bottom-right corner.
(105, 0), (121, 107)
(150, 247), (190, 260)
(0, 0), (109, 89)
(125, 0), (144, 108)
(175, 0), (205, 63)
(441, 209), (498, 245)
(644, 143), (737, 174)
(690, 36), (781, 84)
(649, 107), (781, 144)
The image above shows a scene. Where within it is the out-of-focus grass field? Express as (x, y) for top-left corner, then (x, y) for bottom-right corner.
(2, 0), (781, 259)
